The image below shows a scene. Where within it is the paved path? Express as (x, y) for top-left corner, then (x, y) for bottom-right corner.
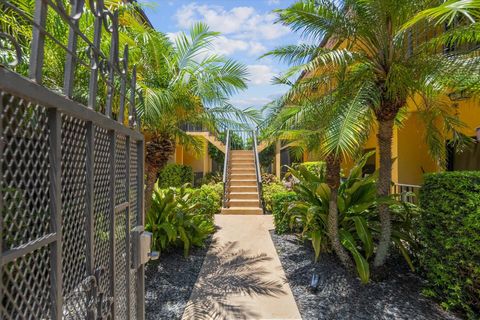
(182, 215), (301, 320)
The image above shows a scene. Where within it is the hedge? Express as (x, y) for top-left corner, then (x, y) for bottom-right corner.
(272, 191), (297, 234)
(418, 171), (480, 318)
(158, 164), (194, 188)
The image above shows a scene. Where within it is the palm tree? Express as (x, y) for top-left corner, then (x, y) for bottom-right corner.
(262, 71), (375, 270)
(129, 22), (256, 211)
(267, 0), (471, 267)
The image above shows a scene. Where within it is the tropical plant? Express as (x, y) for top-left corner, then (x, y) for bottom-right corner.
(267, 0), (472, 267)
(285, 154), (417, 283)
(263, 182), (288, 212)
(129, 22), (262, 211)
(145, 184), (215, 256)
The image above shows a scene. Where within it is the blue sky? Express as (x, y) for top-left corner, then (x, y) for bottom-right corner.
(140, 0), (301, 110)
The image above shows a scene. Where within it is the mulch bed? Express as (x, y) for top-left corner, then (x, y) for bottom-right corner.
(271, 231), (460, 320)
(145, 238), (211, 320)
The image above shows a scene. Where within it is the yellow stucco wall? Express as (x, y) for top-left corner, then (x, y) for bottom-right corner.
(275, 100), (479, 183)
(172, 138), (212, 174)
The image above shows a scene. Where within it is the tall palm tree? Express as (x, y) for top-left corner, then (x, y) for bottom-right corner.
(129, 22), (256, 211)
(267, 0), (471, 267)
(262, 71), (375, 270)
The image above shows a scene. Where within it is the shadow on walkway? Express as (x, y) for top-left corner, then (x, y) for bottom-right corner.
(183, 240), (287, 320)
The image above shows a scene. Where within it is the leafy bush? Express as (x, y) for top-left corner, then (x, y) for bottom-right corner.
(187, 183), (223, 217)
(418, 172), (480, 318)
(261, 173), (278, 185)
(146, 184), (215, 256)
(271, 191), (298, 234)
(263, 182), (288, 212)
(286, 155), (416, 283)
(201, 172), (223, 185)
(300, 161), (326, 176)
(158, 164), (194, 188)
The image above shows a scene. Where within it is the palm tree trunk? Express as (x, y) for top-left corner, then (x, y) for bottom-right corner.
(144, 135), (176, 213)
(373, 119), (394, 267)
(326, 155), (354, 271)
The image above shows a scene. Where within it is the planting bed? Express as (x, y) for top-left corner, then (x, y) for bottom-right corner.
(145, 238), (211, 320)
(271, 232), (459, 320)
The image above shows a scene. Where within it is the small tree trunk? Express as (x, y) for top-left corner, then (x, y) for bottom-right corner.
(326, 155), (354, 271)
(144, 135), (176, 213)
(373, 119), (394, 267)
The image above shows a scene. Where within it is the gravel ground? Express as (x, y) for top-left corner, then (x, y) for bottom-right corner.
(271, 232), (460, 320)
(145, 238), (211, 320)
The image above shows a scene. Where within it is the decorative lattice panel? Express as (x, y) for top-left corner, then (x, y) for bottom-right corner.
(93, 127), (112, 296)
(61, 114), (88, 318)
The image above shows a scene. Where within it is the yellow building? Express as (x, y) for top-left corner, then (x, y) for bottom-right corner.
(273, 97), (480, 186)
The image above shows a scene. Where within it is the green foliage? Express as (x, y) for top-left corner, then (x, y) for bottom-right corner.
(201, 171), (223, 185)
(261, 173), (279, 185)
(271, 191), (298, 234)
(187, 183), (223, 217)
(263, 182), (288, 213)
(158, 164), (194, 188)
(286, 155), (417, 283)
(146, 184), (215, 256)
(418, 172), (480, 318)
(259, 144), (275, 171)
(208, 143), (225, 170)
(298, 161), (326, 176)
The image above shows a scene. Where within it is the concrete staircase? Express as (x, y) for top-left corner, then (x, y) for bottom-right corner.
(221, 150), (263, 215)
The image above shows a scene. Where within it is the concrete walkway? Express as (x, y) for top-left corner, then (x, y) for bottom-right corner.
(182, 215), (301, 320)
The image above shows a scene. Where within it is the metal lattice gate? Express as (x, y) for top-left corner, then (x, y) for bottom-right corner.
(0, 0), (146, 319)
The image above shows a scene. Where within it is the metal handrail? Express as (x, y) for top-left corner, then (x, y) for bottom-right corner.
(222, 129), (231, 208)
(252, 130), (264, 211)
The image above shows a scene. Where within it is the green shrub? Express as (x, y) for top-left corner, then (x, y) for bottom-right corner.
(297, 161), (326, 176)
(261, 173), (278, 185)
(271, 191), (298, 234)
(418, 172), (480, 318)
(286, 154), (416, 283)
(187, 183), (223, 217)
(263, 182), (287, 212)
(201, 172), (223, 185)
(146, 184), (215, 256)
(158, 164), (194, 188)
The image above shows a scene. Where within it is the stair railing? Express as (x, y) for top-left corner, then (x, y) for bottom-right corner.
(222, 129), (231, 208)
(252, 130), (263, 210)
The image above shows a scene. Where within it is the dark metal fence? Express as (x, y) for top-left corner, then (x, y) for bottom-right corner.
(0, 0), (145, 319)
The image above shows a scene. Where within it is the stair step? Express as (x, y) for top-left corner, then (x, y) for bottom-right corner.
(228, 199), (260, 207)
(229, 186), (258, 192)
(231, 159), (255, 163)
(230, 169), (256, 174)
(228, 192), (259, 200)
(230, 173), (257, 179)
(221, 207), (263, 215)
(229, 180), (257, 187)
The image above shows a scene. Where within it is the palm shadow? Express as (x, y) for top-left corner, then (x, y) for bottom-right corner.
(182, 241), (287, 320)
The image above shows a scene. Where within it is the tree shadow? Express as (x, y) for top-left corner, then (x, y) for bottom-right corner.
(182, 241), (287, 320)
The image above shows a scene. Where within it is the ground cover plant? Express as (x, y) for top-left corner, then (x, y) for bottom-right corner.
(418, 172), (480, 318)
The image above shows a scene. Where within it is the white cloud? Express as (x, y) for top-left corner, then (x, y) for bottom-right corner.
(247, 64), (276, 85)
(174, 3), (289, 41)
(267, 0), (280, 4)
(230, 97), (272, 107)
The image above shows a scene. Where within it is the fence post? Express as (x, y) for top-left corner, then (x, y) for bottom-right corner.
(85, 121), (95, 319)
(125, 135), (131, 320)
(136, 139), (145, 320)
(48, 109), (63, 319)
(29, 0), (47, 84)
(109, 130), (117, 317)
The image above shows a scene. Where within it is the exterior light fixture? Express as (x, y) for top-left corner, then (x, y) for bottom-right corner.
(310, 274), (320, 292)
(448, 89), (472, 102)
